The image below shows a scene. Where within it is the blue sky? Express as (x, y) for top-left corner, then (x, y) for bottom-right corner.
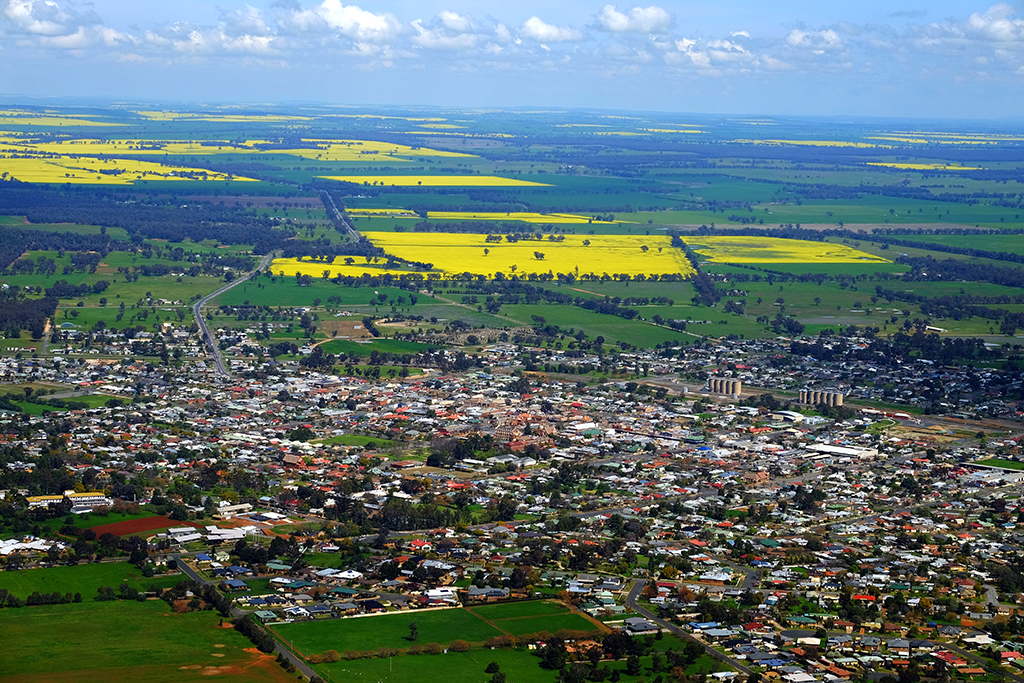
(1, 0), (1023, 118)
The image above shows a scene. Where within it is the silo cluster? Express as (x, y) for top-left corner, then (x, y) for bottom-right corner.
(708, 378), (742, 396)
(799, 389), (844, 407)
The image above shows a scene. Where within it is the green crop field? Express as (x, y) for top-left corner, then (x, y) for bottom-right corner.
(974, 459), (1024, 471)
(308, 633), (723, 683)
(0, 562), (183, 599)
(313, 647), (559, 683)
(273, 607), (503, 655)
(0, 601), (295, 683)
(470, 600), (572, 619)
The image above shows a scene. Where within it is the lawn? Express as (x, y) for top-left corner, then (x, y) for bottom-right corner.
(0, 561), (184, 599)
(38, 507), (154, 533)
(495, 613), (600, 637)
(468, 600), (603, 638)
(470, 600), (570, 620)
(974, 458), (1024, 471)
(0, 600), (295, 683)
(313, 647), (558, 683)
(272, 607), (504, 655)
(315, 433), (394, 448)
(309, 633), (723, 683)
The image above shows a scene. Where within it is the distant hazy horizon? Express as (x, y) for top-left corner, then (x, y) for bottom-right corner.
(1, 0), (1023, 119)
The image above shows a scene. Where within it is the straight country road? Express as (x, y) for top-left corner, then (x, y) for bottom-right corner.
(193, 251), (277, 379)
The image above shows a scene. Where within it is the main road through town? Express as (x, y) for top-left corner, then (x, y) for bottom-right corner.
(193, 251), (278, 379)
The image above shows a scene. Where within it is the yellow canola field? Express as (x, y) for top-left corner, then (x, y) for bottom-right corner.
(0, 113), (123, 127)
(347, 210), (625, 223)
(347, 209), (419, 217)
(136, 111), (311, 122)
(0, 138), (263, 156)
(0, 136), (473, 161)
(426, 212), (628, 224)
(867, 162), (981, 171)
(397, 131), (516, 138)
(734, 139), (890, 148)
(273, 233), (692, 279)
(271, 139), (474, 161)
(643, 129), (706, 134)
(0, 156), (257, 185)
(317, 175), (549, 187)
(323, 114), (447, 122)
(682, 236), (891, 264)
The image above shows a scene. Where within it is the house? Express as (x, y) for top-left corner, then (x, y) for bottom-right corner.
(622, 617), (659, 636)
(466, 586), (510, 602)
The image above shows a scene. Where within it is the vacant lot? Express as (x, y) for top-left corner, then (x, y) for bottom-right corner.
(89, 515), (202, 537)
(0, 561), (184, 599)
(1, 601), (295, 683)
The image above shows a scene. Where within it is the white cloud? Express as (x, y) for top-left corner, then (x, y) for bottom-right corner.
(520, 16), (583, 43)
(5, 0), (78, 36)
(220, 5), (272, 36)
(706, 38), (753, 64)
(37, 25), (87, 47)
(220, 32), (275, 54)
(174, 29), (208, 54)
(410, 18), (478, 51)
(595, 5), (673, 34)
(785, 28), (844, 53)
(317, 1), (401, 43)
(965, 4), (1024, 43)
(437, 10), (474, 34)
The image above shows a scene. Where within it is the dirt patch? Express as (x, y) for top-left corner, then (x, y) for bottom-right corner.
(214, 644), (225, 648)
(317, 320), (375, 340)
(211, 653), (225, 657)
(89, 515), (202, 537)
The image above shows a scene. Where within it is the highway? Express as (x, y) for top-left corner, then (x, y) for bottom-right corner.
(192, 251), (278, 379)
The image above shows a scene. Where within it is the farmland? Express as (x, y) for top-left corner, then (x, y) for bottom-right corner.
(0, 561), (184, 599)
(2, 103), (1024, 356)
(682, 236), (892, 264)
(317, 175), (550, 187)
(274, 233), (692, 280)
(0, 601), (295, 683)
(272, 607), (505, 654)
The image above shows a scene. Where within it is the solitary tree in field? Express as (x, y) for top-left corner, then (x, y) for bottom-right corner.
(484, 248), (490, 256)
(409, 622), (418, 641)
(534, 252), (545, 260)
